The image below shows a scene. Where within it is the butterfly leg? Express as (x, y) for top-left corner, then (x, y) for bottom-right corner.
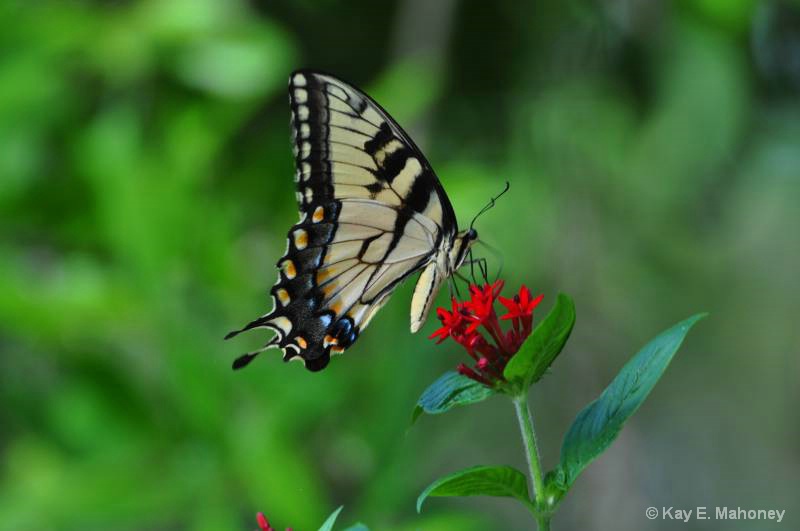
(462, 251), (489, 286)
(452, 273), (470, 298)
(479, 257), (489, 284)
(474, 240), (504, 283)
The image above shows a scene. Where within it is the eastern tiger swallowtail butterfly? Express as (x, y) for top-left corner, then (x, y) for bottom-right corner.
(226, 70), (479, 371)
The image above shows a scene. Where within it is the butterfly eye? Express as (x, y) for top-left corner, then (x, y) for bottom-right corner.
(467, 229), (478, 241)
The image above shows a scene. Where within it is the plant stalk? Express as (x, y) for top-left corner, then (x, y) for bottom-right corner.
(513, 393), (551, 530)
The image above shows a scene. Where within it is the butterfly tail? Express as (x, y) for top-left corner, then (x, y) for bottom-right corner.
(231, 336), (281, 370)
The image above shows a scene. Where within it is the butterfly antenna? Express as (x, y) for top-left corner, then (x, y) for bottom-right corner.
(476, 240), (504, 282)
(469, 181), (510, 231)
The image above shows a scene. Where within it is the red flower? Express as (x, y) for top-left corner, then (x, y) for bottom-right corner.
(256, 512), (292, 531)
(499, 285), (543, 337)
(429, 298), (465, 344)
(431, 282), (544, 387)
(463, 280), (503, 331)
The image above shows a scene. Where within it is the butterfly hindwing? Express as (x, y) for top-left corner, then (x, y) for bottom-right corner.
(228, 70), (459, 371)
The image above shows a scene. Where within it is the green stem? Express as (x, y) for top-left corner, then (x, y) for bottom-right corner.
(513, 393), (551, 530)
(537, 516), (551, 531)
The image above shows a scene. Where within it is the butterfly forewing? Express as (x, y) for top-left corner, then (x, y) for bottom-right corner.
(228, 70), (458, 371)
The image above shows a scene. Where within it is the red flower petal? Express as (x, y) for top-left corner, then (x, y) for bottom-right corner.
(256, 513), (273, 531)
(429, 281), (544, 386)
(527, 293), (544, 313)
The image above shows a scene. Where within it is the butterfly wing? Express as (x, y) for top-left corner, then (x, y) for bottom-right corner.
(228, 70), (457, 371)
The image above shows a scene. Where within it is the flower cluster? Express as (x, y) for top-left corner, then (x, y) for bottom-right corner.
(429, 281), (543, 386)
(257, 512), (291, 531)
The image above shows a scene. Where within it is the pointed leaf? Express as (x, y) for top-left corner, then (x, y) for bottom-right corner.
(412, 371), (495, 424)
(557, 314), (706, 490)
(342, 524), (369, 531)
(504, 293), (575, 386)
(318, 506), (343, 531)
(417, 465), (532, 513)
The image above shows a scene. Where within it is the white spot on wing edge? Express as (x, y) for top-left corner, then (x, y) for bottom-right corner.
(297, 105), (309, 120)
(292, 73), (307, 87)
(293, 88), (308, 104)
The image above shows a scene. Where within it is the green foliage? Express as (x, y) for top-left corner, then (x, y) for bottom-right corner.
(412, 371), (496, 424)
(0, 0), (791, 528)
(417, 466), (533, 513)
(416, 311), (705, 527)
(554, 314), (707, 492)
(318, 506), (344, 531)
(503, 293), (576, 389)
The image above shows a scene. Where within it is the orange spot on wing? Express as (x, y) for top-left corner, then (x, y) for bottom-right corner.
(294, 229), (308, 249)
(322, 282), (338, 298)
(316, 267), (333, 283)
(276, 288), (290, 305)
(295, 336), (308, 349)
(282, 260), (297, 279)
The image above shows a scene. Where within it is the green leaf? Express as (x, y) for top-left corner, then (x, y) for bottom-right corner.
(417, 465), (532, 513)
(557, 313), (706, 490)
(318, 506), (343, 531)
(503, 293), (576, 386)
(411, 371), (495, 424)
(342, 524), (369, 531)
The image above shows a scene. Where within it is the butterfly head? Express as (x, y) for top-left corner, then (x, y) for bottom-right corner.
(449, 228), (479, 272)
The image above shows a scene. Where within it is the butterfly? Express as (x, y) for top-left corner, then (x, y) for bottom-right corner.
(226, 69), (484, 371)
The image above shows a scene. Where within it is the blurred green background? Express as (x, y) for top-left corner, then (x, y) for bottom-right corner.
(2, 0), (799, 529)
